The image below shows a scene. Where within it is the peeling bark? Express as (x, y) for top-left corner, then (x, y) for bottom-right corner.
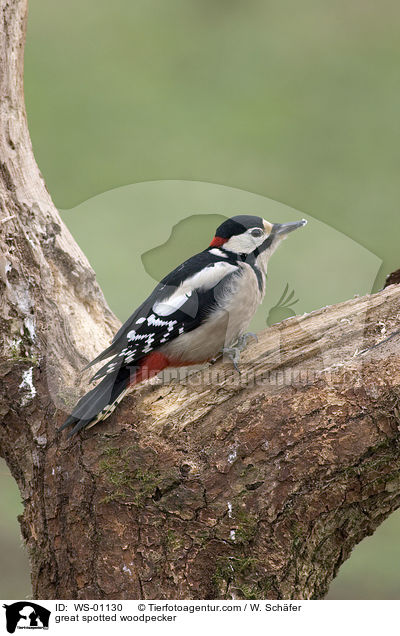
(2, 0), (400, 600)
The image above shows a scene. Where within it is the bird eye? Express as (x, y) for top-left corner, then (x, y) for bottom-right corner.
(250, 228), (263, 238)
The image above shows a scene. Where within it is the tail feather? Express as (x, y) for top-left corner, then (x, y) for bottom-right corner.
(59, 366), (131, 437)
(81, 343), (117, 371)
(59, 351), (174, 437)
(85, 387), (131, 429)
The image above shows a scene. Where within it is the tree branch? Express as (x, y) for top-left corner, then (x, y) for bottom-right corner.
(1, 0), (400, 600)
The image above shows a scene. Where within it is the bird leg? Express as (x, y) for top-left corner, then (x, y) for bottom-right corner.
(221, 332), (258, 373)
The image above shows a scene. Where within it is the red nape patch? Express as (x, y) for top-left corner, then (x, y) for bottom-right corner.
(209, 236), (228, 248)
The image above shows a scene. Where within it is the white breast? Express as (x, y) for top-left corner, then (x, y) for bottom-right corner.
(217, 262), (263, 345)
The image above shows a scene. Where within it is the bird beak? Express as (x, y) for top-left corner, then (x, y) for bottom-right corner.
(274, 219), (307, 236)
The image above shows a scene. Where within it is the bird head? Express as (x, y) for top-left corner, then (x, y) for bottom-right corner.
(209, 214), (307, 257)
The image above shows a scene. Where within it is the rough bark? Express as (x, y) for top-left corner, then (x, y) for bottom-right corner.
(2, 0), (400, 600)
(385, 269), (400, 288)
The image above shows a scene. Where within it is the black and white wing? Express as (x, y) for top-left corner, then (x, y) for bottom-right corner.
(87, 251), (239, 382)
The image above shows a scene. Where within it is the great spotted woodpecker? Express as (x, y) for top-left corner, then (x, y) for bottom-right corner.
(59, 214), (306, 436)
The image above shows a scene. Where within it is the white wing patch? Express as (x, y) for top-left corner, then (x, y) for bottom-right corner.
(187, 261), (238, 290)
(152, 262), (238, 317)
(147, 314), (177, 330)
(153, 292), (192, 317)
(92, 260), (238, 383)
(209, 248), (229, 258)
(124, 314), (177, 360)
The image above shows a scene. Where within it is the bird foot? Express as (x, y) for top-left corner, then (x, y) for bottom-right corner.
(236, 332), (258, 351)
(222, 332), (258, 373)
(222, 346), (241, 373)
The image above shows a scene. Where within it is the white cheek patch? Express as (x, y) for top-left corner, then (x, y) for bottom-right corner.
(222, 233), (266, 254)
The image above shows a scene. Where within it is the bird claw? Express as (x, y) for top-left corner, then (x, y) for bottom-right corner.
(222, 332), (258, 373)
(236, 332), (258, 350)
(222, 346), (241, 373)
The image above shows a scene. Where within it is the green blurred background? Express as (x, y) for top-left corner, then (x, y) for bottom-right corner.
(2, 0), (400, 598)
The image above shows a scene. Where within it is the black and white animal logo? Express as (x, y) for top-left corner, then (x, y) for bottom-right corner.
(3, 602), (50, 634)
